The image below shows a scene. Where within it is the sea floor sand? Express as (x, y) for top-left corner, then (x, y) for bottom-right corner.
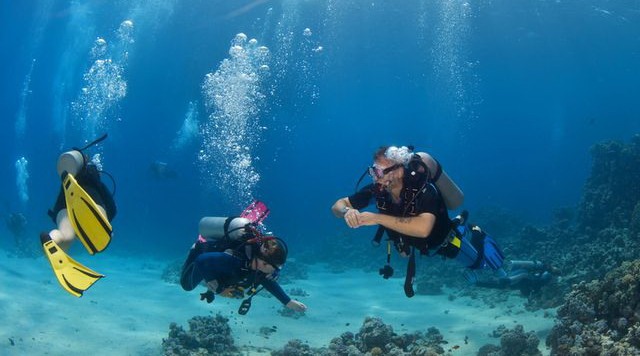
(0, 252), (556, 355)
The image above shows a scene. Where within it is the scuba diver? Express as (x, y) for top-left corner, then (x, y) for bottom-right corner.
(40, 134), (117, 297)
(331, 145), (553, 297)
(5, 211), (32, 256)
(149, 160), (178, 179)
(180, 202), (307, 315)
(5, 212), (28, 237)
(475, 260), (555, 294)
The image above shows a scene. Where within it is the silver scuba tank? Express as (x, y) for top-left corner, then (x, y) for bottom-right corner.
(57, 150), (85, 177)
(198, 217), (251, 241)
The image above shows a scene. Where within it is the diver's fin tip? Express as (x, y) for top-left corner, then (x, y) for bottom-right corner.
(41, 238), (104, 297)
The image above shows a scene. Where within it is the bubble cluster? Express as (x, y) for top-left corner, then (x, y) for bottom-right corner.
(15, 157), (29, 206)
(90, 153), (103, 171)
(172, 101), (200, 151)
(91, 37), (108, 58)
(431, 1), (479, 124)
(15, 58), (35, 139)
(72, 20), (134, 141)
(199, 33), (271, 205)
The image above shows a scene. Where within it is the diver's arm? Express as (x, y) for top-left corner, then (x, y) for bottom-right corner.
(262, 279), (307, 311)
(286, 300), (307, 312)
(354, 211), (435, 238)
(331, 197), (353, 218)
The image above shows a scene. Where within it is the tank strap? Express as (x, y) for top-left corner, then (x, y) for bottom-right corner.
(222, 217), (236, 238)
(431, 157), (443, 182)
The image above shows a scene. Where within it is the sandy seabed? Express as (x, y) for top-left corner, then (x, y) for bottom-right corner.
(0, 251), (556, 355)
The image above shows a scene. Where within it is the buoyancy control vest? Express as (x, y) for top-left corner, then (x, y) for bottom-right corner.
(373, 154), (448, 253)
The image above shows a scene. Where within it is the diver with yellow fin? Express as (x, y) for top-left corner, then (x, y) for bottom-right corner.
(40, 134), (117, 297)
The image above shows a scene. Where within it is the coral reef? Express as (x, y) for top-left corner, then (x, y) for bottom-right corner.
(478, 324), (541, 356)
(577, 134), (640, 233)
(475, 136), (640, 310)
(272, 316), (448, 355)
(277, 306), (306, 319)
(162, 314), (240, 355)
(546, 260), (640, 355)
(272, 339), (316, 356)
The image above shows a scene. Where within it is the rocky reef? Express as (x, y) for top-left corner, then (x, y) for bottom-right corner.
(420, 135), (640, 311)
(163, 316), (451, 356)
(272, 316), (449, 356)
(577, 134), (640, 233)
(546, 259), (640, 355)
(478, 324), (542, 356)
(162, 314), (240, 355)
(512, 135), (640, 310)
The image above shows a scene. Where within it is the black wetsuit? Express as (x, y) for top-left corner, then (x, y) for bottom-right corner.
(180, 245), (291, 305)
(348, 182), (451, 255)
(48, 163), (117, 223)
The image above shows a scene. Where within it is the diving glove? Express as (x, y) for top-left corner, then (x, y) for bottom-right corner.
(200, 290), (215, 303)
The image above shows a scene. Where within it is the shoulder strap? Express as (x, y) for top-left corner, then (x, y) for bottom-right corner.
(430, 157), (443, 182)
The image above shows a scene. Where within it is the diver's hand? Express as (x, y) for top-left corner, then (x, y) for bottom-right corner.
(286, 300), (307, 312)
(206, 280), (219, 291)
(200, 290), (215, 303)
(356, 211), (380, 226)
(343, 208), (362, 228)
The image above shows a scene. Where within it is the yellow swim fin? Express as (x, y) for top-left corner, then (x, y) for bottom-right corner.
(40, 233), (104, 297)
(62, 172), (112, 255)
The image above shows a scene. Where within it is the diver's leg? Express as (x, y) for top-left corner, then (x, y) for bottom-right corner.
(502, 269), (530, 286)
(48, 209), (76, 251)
(180, 242), (208, 291)
(510, 260), (544, 270)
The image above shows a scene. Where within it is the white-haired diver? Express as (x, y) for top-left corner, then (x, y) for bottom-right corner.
(332, 145), (555, 297)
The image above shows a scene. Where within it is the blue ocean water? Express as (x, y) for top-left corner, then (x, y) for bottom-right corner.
(1, 0), (639, 260)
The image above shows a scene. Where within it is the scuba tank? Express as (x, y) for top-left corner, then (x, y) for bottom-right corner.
(56, 133), (112, 190)
(57, 150), (86, 178)
(198, 217), (252, 241)
(414, 152), (464, 210)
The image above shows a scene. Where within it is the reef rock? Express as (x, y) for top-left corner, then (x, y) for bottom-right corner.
(546, 260), (640, 355)
(478, 324), (541, 356)
(272, 316), (447, 355)
(162, 314), (239, 355)
(577, 134), (640, 233)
